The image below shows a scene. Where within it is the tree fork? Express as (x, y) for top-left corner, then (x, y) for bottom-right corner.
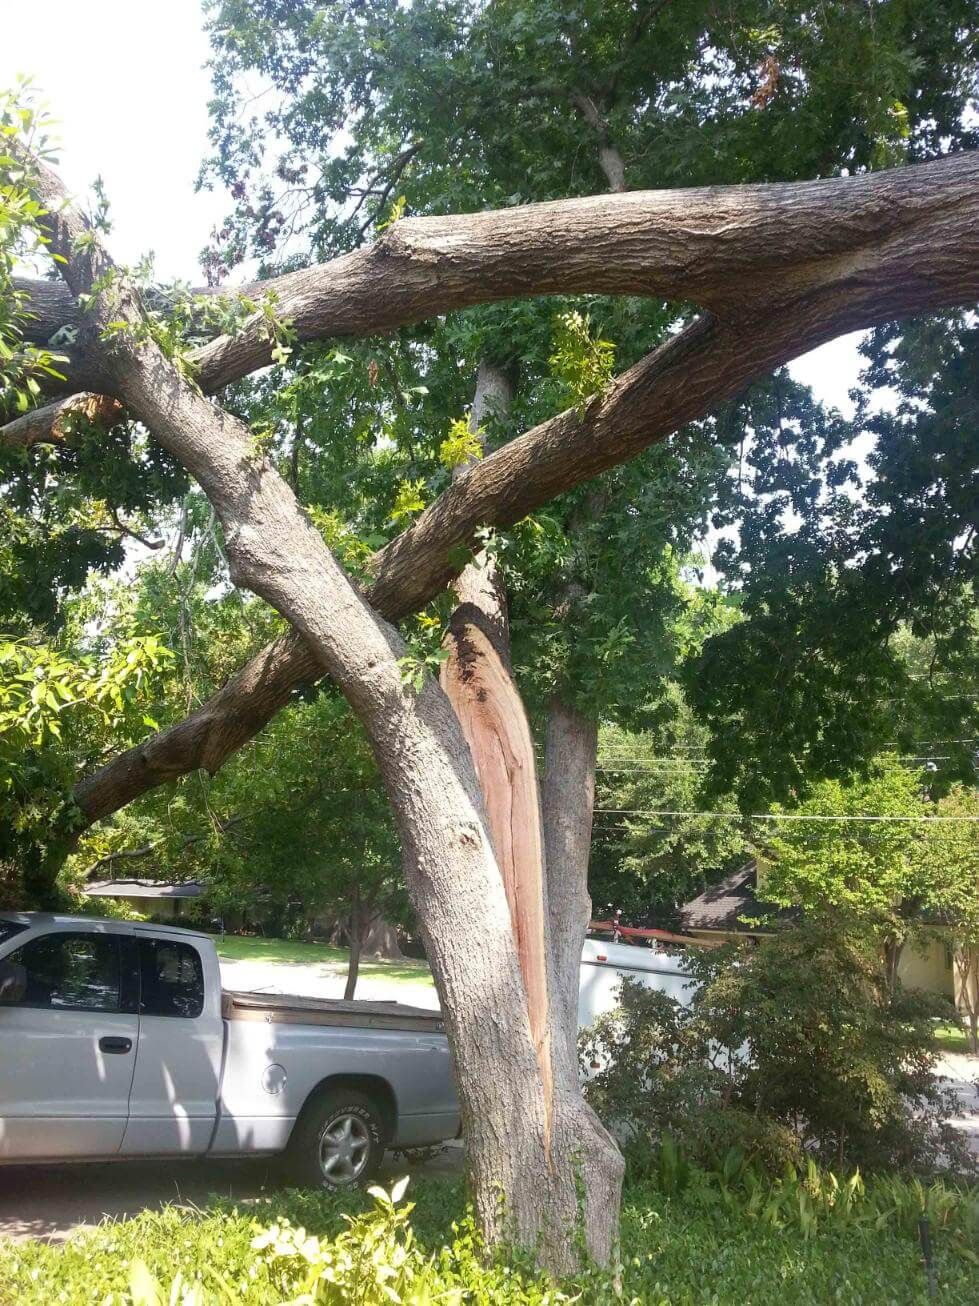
(16, 139), (597, 1272)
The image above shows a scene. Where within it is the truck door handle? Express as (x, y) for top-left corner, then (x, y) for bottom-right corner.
(99, 1036), (133, 1054)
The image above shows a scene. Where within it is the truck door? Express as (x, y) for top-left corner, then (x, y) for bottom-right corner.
(121, 936), (223, 1154)
(0, 927), (138, 1158)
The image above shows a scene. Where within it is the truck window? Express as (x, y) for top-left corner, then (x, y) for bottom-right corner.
(139, 940), (205, 1018)
(3, 932), (121, 1012)
(0, 921), (27, 947)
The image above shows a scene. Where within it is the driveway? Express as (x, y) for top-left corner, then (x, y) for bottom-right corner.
(937, 1051), (979, 1158)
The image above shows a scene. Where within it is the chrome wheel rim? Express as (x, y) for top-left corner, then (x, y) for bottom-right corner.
(318, 1112), (371, 1184)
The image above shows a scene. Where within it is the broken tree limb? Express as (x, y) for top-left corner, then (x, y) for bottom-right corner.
(9, 146), (974, 831)
(11, 149), (979, 400)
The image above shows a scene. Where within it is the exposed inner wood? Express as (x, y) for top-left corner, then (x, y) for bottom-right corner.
(440, 611), (553, 1124)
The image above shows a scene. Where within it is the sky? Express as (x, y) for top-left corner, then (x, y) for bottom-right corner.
(1, 0), (867, 412)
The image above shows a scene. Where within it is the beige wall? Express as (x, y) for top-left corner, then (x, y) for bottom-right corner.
(898, 934), (955, 1002)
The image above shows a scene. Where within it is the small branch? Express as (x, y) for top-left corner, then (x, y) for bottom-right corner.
(110, 507), (165, 551)
(357, 141), (423, 239)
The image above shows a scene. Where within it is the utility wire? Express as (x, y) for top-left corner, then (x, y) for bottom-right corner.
(591, 809), (979, 823)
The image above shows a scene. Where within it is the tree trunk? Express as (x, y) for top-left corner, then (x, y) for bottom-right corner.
(360, 911), (403, 960)
(954, 943), (979, 1055)
(542, 696), (598, 1062)
(437, 363), (623, 1267)
(883, 933), (905, 997)
(344, 886), (362, 1000)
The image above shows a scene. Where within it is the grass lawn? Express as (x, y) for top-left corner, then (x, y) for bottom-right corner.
(3, 1171), (978, 1304)
(934, 1021), (974, 1055)
(213, 932), (435, 988)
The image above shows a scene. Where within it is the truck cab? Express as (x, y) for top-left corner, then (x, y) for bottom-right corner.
(0, 913), (459, 1188)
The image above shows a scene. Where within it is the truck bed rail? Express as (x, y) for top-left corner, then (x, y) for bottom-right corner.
(222, 989), (445, 1034)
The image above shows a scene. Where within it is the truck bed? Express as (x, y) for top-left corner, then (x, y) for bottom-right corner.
(222, 989), (445, 1034)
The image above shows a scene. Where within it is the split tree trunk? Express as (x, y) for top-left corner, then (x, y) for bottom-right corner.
(439, 363), (623, 1266)
(25, 149), (614, 1275)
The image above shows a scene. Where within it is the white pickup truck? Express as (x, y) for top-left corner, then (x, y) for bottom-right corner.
(0, 914), (460, 1189)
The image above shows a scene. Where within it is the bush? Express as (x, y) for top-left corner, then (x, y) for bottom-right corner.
(581, 922), (973, 1176)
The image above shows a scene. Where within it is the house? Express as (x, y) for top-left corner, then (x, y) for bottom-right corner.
(677, 862), (959, 1006)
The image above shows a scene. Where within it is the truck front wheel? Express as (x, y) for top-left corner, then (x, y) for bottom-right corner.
(287, 1087), (386, 1191)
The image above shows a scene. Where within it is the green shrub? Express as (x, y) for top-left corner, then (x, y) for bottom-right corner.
(581, 922), (974, 1177)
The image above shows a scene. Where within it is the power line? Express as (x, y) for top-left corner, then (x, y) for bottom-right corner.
(592, 809), (979, 823)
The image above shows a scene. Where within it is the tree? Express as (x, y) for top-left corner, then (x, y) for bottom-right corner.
(919, 785), (979, 1052)
(762, 755), (932, 991)
(4, 18), (979, 1265)
(589, 701), (750, 926)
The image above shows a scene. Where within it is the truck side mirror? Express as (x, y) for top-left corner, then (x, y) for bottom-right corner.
(0, 961), (26, 1005)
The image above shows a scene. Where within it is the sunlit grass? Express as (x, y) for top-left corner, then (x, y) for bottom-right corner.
(213, 932), (434, 988)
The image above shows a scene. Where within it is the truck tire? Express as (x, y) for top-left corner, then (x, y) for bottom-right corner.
(286, 1087), (387, 1191)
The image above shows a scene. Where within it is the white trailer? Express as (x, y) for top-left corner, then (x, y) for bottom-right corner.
(578, 937), (697, 1029)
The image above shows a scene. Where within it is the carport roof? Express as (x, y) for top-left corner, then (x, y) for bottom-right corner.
(86, 878), (205, 900)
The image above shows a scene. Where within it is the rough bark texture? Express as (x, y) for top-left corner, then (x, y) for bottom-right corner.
(17, 150), (979, 397)
(542, 697), (599, 1067)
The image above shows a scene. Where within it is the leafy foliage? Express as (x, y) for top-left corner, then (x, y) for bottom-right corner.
(589, 711), (750, 923)
(0, 84), (68, 414)
(763, 755), (929, 934)
(4, 1169), (979, 1304)
(0, 635), (173, 905)
(581, 924), (970, 1176)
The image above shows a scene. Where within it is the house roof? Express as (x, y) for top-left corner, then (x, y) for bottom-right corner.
(86, 878), (205, 900)
(676, 862), (797, 934)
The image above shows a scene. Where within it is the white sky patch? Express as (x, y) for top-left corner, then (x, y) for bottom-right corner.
(1, 0), (227, 281)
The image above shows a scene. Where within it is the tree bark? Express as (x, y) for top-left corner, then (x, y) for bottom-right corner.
(16, 149), (978, 396)
(542, 697), (599, 1064)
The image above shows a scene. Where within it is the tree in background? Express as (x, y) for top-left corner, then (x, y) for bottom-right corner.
(762, 755), (933, 991)
(919, 785), (979, 1052)
(589, 703), (750, 925)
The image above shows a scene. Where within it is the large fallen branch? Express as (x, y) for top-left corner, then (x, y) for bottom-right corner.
(9, 149), (978, 419)
(7, 150), (977, 828)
